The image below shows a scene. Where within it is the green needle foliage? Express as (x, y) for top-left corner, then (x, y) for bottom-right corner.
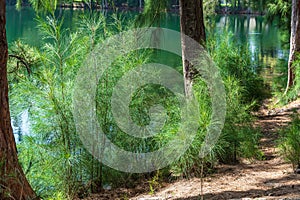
(17, 0), (57, 14)
(208, 32), (268, 104)
(282, 55), (300, 102)
(12, 15), (84, 199)
(209, 33), (264, 163)
(135, 0), (169, 27)
(273, 55), (300, 104)
(163, 32), (264, 178)
(278, 113), (300, 170)
(267, 0), (291, 27)
(10, 13), (156, 199)
(8, 10), (265, 200)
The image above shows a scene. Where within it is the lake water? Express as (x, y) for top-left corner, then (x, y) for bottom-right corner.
(6, 6), (289, 140)
(6, 6), (288, 66)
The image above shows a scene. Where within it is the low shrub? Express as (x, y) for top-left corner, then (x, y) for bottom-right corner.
(278, 113), (300, 170)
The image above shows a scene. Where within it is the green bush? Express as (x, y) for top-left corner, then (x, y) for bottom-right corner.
(208, 32), (268, 105)
(10, 15), (266, 199)
(278, 113), (300, 170)
(12, 14), (140, 199)
(271, 58), (288, 97)
(273, 54), (300, 104)
(169, 34), (265, 176)
(285, 54), (300, 101)
(218, 77), (263, 164)
(212, 33), (264, 163)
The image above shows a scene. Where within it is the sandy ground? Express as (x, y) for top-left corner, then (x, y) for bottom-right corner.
(82, 99), (300, 200)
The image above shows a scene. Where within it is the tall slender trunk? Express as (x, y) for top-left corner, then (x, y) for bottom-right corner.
(179, 0), (206, 96)
(285, 0), (300, 94)
(0, 1), (37, 199)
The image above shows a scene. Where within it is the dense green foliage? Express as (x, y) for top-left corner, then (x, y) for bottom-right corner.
(9, 14), (139, 199)
(7, 0), (297, 199)
(267, 0), (291, 26)
(278, 113), (300, 171)
(208, 33), (264, 161)
(7, 12), (266, 199)
(208, 32), (267, 103)
(274, 55), (300, 103)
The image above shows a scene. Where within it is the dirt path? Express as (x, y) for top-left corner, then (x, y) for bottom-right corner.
(82, 99), (300, 200)
(132, 100), (300, 200)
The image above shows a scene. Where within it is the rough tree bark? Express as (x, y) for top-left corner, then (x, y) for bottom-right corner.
(285, 0), (300, 94)
(0, 1), (37, 199)
(179, 0), (206, 96)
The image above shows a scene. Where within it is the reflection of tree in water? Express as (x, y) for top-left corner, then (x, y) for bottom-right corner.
(215, 15), (288, 72)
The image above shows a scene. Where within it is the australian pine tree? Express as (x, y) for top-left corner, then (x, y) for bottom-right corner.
(0, 0), (37, 199)
(179, 0), (206, 96)
(139, 0), (206, 96)
(285, 0), (300, 93)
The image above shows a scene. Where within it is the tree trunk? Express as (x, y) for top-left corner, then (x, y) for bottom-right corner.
(0, 1), (37, 199)
(285, 0), (300, 94)
(179, 0), (206, 96)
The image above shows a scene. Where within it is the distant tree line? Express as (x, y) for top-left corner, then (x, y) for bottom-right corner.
(6, 0), (180, 9)
(6, 0), (275, 13)
(217, 0), (274, 14)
